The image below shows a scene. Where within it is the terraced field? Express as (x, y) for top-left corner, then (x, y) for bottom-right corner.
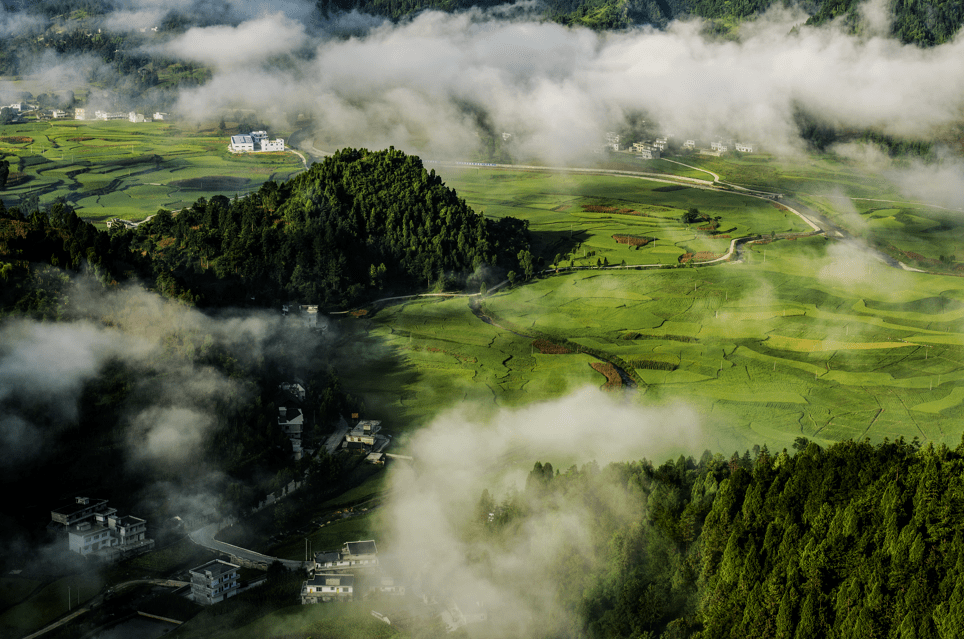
(0, 120), (303, 224)
(444, 168), (811, 267)
(342, 166), (964, 455)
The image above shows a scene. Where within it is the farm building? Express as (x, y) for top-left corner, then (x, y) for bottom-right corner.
(735, 142), (755, 152)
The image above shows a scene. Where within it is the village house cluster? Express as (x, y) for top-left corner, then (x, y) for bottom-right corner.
(49, 497), (155, 562)
(73, 108), (167, 122)
(302, 539), (382, 603)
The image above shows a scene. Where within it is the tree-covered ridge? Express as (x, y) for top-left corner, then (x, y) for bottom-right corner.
(315, 0), (964, 44)
(135, 147), (529, 307)
(481, 437), (964, 638)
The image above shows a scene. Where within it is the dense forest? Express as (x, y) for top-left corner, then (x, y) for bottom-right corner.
(311, 0), (964, 43)
(126, 147), (531, 307)
(480, 437), (964, 638)
(0, 147), (531, 311)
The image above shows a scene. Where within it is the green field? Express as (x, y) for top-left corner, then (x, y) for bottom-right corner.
(339, 167), (964, 455)
(444, 168), (810, 267)
(0, 120), (304, 224)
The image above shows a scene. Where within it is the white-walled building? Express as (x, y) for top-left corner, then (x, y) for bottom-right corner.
(735, 142), (756, 153)
(682, 139), (696, 149)
(231, 130), (284, 153)
(68, 522), (113, 555)
(74, 108), (87, 120)
(302, 573), (354, 603)
(190, 560), (240, 605)
(54, 497), (154, 560)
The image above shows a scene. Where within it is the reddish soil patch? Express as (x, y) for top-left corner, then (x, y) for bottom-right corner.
(68, 137), (94, 142)
(713, 234), (732, 239)
(590, 362), (622, 389)
(679, 251), (721, 263)
(0, 136), (32, 144)
(350, 309), (369, 317)
(612, 234), (651, 247)
(532, 339), (572, 354)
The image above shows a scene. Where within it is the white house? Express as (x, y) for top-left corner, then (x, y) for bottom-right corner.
(68, 522), (113, 555)
(74, 108), (87, 120)
(302, 573), (354, 603)
(682, 139), (696, 149)
(190, 560), (240, 605)
(345, 421), (381, 449)
(653, 138), (668, 150)
(230, 134), (255, 152)
(59, 498), (154, 559)
(711, 141), (728, 152)
(637, 146), (660, 160)
(231, 131), (284, 152)
(153, 112), (167, 120)
(51, 109), (66, 119)
(735, 142), (755, 153)
(605, 132), (620, 151)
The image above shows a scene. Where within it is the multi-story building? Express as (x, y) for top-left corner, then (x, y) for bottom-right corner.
(52, 497), (154, 560)
(302, 573), (354, 603)
(190, 560), (240, 605)
(230, 130), (284, 153)
(51, 497), (110, 528)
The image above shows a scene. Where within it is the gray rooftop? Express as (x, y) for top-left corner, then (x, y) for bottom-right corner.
(190, 559), (239, 579)
(307, 573), (354, 587)
(345, 540), (377, 556)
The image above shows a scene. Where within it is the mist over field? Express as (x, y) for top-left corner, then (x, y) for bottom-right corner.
(383, 388), (704, 633)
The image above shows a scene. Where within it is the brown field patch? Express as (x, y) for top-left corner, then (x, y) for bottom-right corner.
(532, 339), (572, 354)
(613, 234), (652, 247)
(679, 251), (722, 263)
(0, 136), (32, 144)
(590, 362), (622, 389)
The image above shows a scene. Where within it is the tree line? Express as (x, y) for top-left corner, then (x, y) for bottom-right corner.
(476, 436), (964, 638)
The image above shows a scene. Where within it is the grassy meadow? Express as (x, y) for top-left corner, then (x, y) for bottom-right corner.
(0, 120), (304, 224)
(444, 168), (810, 267)
(341, 165), (964, 455)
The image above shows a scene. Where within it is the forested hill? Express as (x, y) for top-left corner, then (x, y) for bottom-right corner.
(483, 437), (964, 638)
(0, 148), (531, 312)
(317, 0), (963, 45)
